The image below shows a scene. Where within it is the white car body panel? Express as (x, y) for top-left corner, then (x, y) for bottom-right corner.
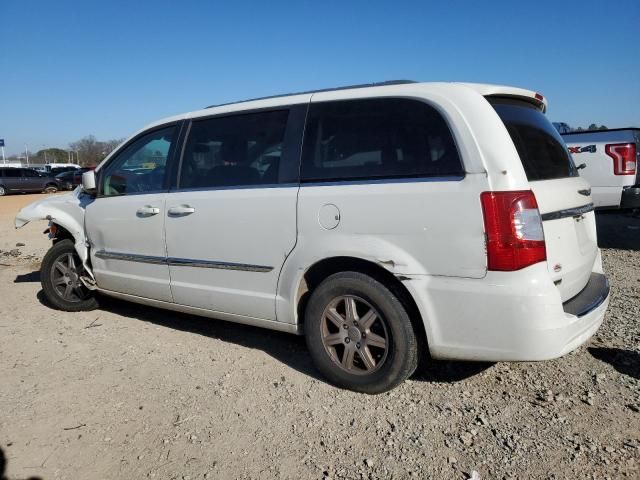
(561, 128), (640, 208)
(164, 186), (298, 320)
(85, 193), (173, 302)
(15, 81), (608, 363)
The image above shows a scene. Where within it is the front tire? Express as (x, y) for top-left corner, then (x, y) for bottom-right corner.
(43, 184), (58, 194)
(0, 185), (6, 196)
(41, 239), (98, 311)
(304, 272), (418, 394)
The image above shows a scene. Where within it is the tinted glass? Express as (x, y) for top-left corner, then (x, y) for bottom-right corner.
(3, 169), (22, 178)
(491, 100), (578, 181)
(301, 98), (463, 182)
(100, 126), (176, 196)
(23, 169), (41, 177)
(179, 110), (289, 189)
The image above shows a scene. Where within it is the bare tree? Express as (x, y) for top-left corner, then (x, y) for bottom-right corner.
(69, 136), (125, 166)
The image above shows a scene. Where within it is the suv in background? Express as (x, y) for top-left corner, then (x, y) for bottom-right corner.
(16, 81), (610, 393)
(0, 167), (59, 196)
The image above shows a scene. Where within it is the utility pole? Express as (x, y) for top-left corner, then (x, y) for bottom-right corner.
(25, 145), (29, 165)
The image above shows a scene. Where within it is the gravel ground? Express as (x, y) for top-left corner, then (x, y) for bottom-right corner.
(0, 195), (638, 480)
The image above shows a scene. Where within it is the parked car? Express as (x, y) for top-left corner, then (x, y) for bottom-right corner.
(42, 163), (82, 174)
(15, 81), (609, 393)
(55, 168), (92, 190)
(55, 170), (77, 190)
(0, 167), (59, 196)
(50, 166), (79, 176)
(556, 127), (639, 209)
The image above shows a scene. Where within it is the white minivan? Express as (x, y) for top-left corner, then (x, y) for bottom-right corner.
(16, 81), (610, 393)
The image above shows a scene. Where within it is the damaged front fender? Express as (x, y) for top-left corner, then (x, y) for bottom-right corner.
(15, 188), (96, 280)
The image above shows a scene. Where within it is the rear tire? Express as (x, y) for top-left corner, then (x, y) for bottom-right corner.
(0, 185), (6, 196)
(304, 271), (418, 394)
(41, 239), (98, 311)
(43, 184), (58, 194)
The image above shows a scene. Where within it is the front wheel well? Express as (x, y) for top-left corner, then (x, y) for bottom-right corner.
(52, 223), (75, 245)
(298, 256), (428, 358)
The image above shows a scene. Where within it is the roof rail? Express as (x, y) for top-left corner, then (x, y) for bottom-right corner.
(205, 80), (417, 109)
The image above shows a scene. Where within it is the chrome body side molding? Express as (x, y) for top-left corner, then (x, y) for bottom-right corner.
(94, 250), (273, 272)
(95, 250), (166, 265)
(167, 257), (273, 272)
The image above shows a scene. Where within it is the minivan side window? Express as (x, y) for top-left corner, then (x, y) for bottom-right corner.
(300, 98), (463, 183)
(23, 169), (41, 177)
(100, 126), (176, 197)
(178, 110), (289, 189)
(3, 169), (22, 178)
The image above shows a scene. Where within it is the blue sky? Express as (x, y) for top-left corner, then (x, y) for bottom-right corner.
(1, 0), (638, 156)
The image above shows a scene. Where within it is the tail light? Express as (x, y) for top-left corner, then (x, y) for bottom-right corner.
(480, 190), (546, 271)
(605, 143), (637, 175)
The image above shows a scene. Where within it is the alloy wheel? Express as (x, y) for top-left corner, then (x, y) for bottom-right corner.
(50, 252), (89, 302)
(320, 295), (389, 375)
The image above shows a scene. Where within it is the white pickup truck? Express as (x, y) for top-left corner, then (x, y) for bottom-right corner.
(558, 127), (640, 209)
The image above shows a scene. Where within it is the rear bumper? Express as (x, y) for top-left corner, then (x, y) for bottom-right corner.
(403, 263), (609, 362)
(621, 186), (640, 209)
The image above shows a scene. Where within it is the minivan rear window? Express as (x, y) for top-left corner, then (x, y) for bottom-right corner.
(301, 98), (463, 183)
(490, 99), (578, 181)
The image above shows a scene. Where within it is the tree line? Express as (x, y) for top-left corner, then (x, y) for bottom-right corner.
(5, 135), (124, 167)
(573, 123), (608, 132)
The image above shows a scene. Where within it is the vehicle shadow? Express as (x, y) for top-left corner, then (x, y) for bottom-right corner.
(35, 290), (490, 387)
(0, 446), (43, 480)
(595, 210), (640, 250)
(413, 360), (493, 383)
(36, 289), (326, 384)
(14, 271), (40, 283)
(588, 347), (639, 380)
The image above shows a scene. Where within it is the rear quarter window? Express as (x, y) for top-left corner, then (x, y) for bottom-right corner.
(490, 99), (578, 181)
(301, 98), (463, 182)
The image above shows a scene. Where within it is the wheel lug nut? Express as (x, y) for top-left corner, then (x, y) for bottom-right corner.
(344, 337), (350, 344)
(361, 332), (366, 338)
(353, 321), (358, 327)
(356, 342), (361, 349)
(343, 324), (348, 329)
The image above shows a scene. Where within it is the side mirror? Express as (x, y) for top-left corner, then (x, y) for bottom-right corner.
(82, 170), (97, 194)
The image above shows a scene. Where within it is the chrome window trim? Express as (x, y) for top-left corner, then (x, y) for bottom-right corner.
(170, 182), (298, 193)
(94, 250), (273, 272)
(540, 203), (594, 221)
(300, 174), (465, 187)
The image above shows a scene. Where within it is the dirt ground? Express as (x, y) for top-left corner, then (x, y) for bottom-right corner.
(0, 193), (638, 480)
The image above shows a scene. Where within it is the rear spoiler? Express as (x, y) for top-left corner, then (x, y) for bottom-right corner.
(457, 83), (548, 113)
(485, 94), (547, 113)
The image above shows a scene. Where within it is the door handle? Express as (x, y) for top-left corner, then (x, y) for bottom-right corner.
(136, 205), (160, 217)
(168, 205), (196, 216)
